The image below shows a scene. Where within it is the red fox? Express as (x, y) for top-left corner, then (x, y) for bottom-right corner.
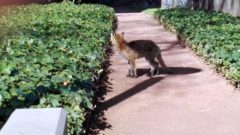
(111, 32), (169, 77)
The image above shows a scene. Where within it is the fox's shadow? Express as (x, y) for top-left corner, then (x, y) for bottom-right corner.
(137, 67), (201, 77)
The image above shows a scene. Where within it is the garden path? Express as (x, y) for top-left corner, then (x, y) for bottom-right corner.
(98, 7), (240, 135)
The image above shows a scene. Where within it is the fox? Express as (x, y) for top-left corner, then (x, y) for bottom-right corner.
(111, 32), (169, 77)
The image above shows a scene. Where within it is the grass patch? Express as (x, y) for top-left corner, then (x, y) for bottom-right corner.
(143, 8), (158, 16)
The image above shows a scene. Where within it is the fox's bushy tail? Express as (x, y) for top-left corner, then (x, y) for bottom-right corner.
(157, 52), (167, 69)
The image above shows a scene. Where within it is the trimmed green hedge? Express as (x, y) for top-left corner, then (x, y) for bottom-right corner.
(155, 8), (240, 87)
(0, 2), (115, 134)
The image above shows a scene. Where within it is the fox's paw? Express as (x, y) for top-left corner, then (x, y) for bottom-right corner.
(127, 74), (137, 78)
(150, 68), (159, 76)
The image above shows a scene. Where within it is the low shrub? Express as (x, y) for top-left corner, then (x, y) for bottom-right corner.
(0, 2), (115, 134)
(155, 8), (240, 87)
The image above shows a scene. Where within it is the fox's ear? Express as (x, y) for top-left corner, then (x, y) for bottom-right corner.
(121, 32), (124, 36)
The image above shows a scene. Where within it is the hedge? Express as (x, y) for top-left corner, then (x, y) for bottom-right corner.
(154, 8), (240, 88)
(0, 2), (115, 134)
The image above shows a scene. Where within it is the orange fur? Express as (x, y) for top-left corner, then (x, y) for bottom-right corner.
(114, 33), (126, 51)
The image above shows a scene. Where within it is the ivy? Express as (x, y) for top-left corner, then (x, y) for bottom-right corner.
(0, 2), (114, 134)
(155, 8), (240, 87)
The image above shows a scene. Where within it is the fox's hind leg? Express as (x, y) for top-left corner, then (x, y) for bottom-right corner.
(128, 60), (137, 77)
(146, 58), (159, 76)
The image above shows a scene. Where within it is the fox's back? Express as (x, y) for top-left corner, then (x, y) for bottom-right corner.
(127, 40), (160, 58)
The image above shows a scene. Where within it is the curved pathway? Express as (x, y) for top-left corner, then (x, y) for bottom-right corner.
(99, 8), (240, 135)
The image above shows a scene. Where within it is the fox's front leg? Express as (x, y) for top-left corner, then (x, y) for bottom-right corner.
(128, 61), (133, 77)
(128, 60), (137, 78)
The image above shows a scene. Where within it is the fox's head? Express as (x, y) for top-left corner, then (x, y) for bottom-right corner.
(111, 32), (126, 51)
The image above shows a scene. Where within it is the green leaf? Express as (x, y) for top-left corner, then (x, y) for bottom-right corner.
(40, 97), (47, 105)
(50, 98), (60, 107)
(0, 61), (14, 75)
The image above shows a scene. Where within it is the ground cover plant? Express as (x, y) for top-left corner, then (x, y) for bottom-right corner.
(154, 8), (240, 88)
(0, 2), (115, 134)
